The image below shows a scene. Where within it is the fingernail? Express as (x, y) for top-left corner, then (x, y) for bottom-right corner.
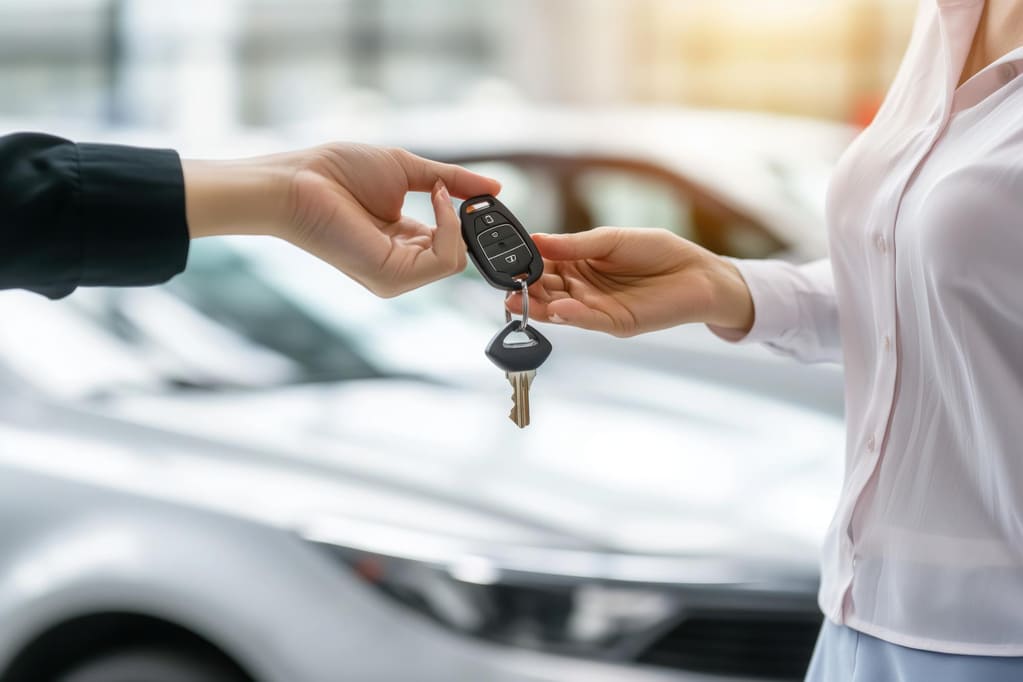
(436, 181), (450, 202)
(550, 314), (566, 324)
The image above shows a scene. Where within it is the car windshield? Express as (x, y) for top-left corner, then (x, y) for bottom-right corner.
(0, 237), (496, 400)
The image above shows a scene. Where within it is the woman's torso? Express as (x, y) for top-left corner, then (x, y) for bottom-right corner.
(819, 0), (1023, 654)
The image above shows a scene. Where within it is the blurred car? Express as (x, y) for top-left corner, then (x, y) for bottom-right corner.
(287, 105), (853, 417)
(293, 105), (856, 261)
(0, 235), (845, 682)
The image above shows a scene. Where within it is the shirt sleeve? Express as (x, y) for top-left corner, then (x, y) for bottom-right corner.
(708, 257), (842, 364)
(0, 132), (189, 299)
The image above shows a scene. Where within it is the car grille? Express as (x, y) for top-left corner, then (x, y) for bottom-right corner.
(636, 608), (824, 680)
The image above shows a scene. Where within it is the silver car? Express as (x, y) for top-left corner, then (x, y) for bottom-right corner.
(0, 235), (844, 682)
(0, 109), (849, 681)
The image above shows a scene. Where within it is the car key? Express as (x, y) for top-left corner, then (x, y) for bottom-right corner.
(460, 195), (543, 290)
(485, 320), (552, 428)
(461, 194), (551, 428)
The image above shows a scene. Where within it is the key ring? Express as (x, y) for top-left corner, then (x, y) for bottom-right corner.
(504, 278), (530, 331)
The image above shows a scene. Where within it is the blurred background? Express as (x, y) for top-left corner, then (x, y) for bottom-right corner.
(0, 2), (916, 682)
(0, 0), (915, 128)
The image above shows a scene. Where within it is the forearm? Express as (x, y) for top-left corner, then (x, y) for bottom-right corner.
(181, 158), (291, 239)
(3, 135), (496, 301)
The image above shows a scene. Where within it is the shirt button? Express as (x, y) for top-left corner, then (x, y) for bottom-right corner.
(875, 235), (887, 254)
(883, 335), (892, 351)
(867, 434), (877, 452)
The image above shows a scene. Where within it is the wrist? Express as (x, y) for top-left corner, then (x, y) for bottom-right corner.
(182, 158), (291, 239)
(706, 255), (755, 334)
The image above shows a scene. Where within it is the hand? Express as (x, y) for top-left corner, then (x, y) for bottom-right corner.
(183, 143), (501, 297)
(506, 227), (755, 337)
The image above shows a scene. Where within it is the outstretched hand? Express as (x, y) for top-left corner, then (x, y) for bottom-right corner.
(283, 144), (500, 297)
(505, 227), (754, 337)
(184, 143), (501, 297)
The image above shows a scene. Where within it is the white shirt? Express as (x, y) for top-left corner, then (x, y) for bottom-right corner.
(720, 0), (1023, 655)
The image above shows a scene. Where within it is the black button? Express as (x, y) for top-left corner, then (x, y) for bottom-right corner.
(482, 235), (525, 259)
(476, 223), (517, 249)
(475, 212), (509, 233)
(488, 245), (532, 274)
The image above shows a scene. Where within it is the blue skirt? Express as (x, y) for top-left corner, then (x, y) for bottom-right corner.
(806, 621), (1023, 682)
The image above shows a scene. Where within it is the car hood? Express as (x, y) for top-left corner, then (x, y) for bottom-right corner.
(91, 367), (844, 569)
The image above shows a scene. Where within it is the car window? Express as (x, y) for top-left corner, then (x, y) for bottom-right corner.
(714, 217), (785, 260)
(571, 167), (696, 239)
(34, 237), (494, 397)
(160, 240), (382, 385)
(457, 158), (785, 259)
(572, 165), (784, 259)
(458, 161), (560, 233)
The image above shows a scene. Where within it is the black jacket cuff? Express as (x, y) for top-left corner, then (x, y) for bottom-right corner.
(75, 142), (189, 290)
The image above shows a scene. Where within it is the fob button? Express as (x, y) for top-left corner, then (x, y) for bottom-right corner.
(475, 212), (510, 233)
(488, 245), (532, 274)
(482, 235), (526, 259)
(476, 223), (517, 249)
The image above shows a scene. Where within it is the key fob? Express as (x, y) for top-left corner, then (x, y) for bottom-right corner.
(460, 195), (543, 290)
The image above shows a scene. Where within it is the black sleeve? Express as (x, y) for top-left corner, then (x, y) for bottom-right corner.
(0, 132), (189, 299)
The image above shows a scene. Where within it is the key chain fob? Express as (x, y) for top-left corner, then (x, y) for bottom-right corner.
(460, 195), (543, 290)
(486, 321), (552, 373)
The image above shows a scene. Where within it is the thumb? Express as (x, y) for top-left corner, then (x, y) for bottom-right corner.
(533, 228), (622, 262)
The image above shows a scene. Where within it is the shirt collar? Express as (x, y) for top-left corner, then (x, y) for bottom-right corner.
(935, 0), (985, 99)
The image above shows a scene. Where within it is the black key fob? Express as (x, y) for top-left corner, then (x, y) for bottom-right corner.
(486, 321), (552, 373)
(460, 195), (543, 290)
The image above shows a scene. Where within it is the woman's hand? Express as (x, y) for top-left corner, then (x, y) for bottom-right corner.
(182, 143), (501, 297)
(506, 227), (755, 337)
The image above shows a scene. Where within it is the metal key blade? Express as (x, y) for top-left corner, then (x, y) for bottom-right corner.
(506, 370), (536, 428)
(486, 321), (548, 429)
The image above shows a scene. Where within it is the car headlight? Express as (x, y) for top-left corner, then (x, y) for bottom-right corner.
(346, 554), (677, 655)
(298, 516), (776, 658)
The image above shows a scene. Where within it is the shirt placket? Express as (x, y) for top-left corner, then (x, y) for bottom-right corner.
(836, 0), (985, 620)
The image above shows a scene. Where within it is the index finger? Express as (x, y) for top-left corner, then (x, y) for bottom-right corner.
(394, 149), (502, 199)
(532, 228), (623, 262)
